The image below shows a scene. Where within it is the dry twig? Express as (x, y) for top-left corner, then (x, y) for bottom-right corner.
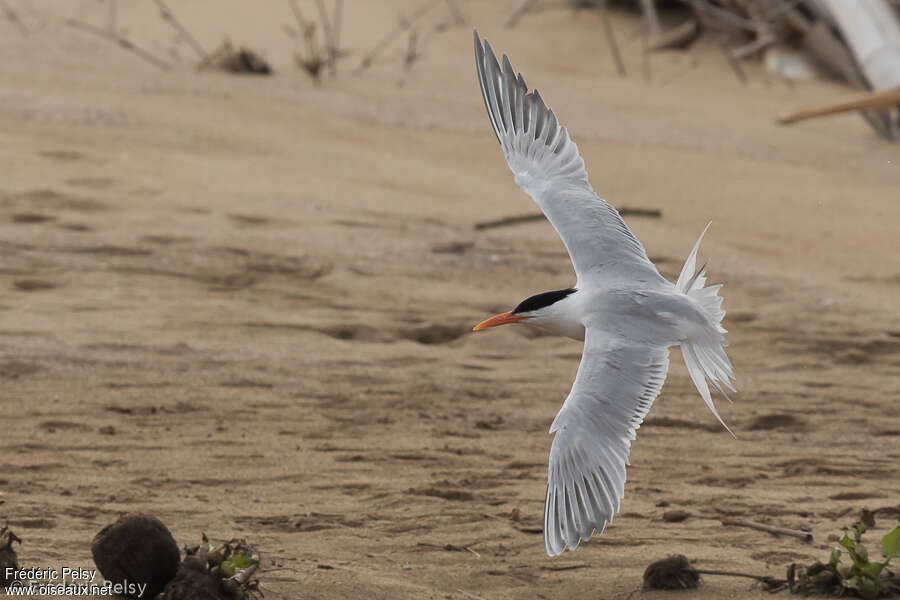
(106, 0), (116, 32)
(718, 34), (747, 85)
(404, 30), (420, 71)
(541, 563), (589, 571)
(696, 568), (788, 592)
(417, 541), (481, 558)
(314, 0), (337, 75)
(721, 518), (813, 542)
(66, 18), (171, 70)
(506, 0), (538, 28)
(599, 0), (626, 76)
(640, 0), (661, 36)
(354, 0), (439, 74)
(289, 0), (326, 80)
(0, 0), (28, 37)
(444, 0), (466, 25)
(153, 0), (206, 60)
(330, 0), (343, 75)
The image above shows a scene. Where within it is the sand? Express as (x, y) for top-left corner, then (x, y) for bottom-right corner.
(1, 1), (899, 598)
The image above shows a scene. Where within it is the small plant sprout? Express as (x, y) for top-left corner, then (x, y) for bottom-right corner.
(166, 535), (262, 599)
(792, 510), (900, 599)
(832, 511), (900, 598)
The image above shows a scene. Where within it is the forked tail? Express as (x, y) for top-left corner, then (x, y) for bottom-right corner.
(676, 223), (737, 437)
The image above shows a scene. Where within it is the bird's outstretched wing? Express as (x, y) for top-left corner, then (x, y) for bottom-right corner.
(474, 30), (659, 285)
(544, 326), (669, 555)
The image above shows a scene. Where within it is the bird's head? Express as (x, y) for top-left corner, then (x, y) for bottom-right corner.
(473, 288), (577, 332)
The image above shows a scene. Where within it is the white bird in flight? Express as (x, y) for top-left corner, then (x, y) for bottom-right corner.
(471, 30), (736, 556)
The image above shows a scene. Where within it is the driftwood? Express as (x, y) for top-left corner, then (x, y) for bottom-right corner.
(778, 88), (900, 124)
(784, 8), (897, 139)
(787, 12), (867, 86)
(501, 1), (900, 139)
(817, 0), (900, 90)
(682, 0), (900, 139)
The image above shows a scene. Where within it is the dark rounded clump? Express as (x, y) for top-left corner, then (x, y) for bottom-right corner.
(161, 556), (229, 600)
(91, 513), (180, 599)
(0, 525), (21, 586)
(643, 554), (701, 590)
(662, 509), (691, 523)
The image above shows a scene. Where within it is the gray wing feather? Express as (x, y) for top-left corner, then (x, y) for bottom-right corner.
(473, 30), (659, 285)
(543, 328), (669, 555)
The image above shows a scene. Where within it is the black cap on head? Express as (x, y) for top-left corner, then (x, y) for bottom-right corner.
(513, 289), (576, 314)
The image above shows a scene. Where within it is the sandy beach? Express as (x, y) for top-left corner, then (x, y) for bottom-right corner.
(1, 1), (899, 598)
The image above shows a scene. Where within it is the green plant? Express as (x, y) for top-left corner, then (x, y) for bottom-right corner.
(828, 511), (900, 599)
(163, 534), (262, 600)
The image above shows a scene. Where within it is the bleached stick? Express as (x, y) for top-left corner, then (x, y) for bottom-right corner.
(778, 88), (900, 124)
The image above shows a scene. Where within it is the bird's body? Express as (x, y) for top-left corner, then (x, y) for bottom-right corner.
(521, 283), (712, 345)
(471, 31), (736, 556)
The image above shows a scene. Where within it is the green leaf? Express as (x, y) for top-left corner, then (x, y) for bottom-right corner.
(220, 560), (236, 577)
(860, 561), (884, 577)
(883, 525), (900, 559)
(840, 534), (856, 552)
(857, 575), (879, 600)
(830, 547), (842, 566)
(230, 551), (256, 569)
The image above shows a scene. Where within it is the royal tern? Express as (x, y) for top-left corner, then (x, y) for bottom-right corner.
(471, 31), (736, 556)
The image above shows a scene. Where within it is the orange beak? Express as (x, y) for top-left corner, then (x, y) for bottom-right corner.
(472, 311), (526, 331)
